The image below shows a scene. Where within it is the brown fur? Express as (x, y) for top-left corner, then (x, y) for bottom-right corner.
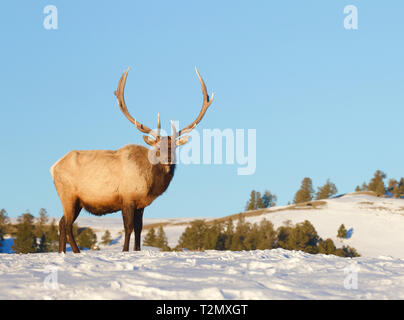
(51, 144), (176, 253)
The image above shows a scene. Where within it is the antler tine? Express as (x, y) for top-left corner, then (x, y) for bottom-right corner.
(170, 120), (178, 138)
(157, 113), (161, 138)
(178, 68), (214, 137)
(114, 68), (158, 139)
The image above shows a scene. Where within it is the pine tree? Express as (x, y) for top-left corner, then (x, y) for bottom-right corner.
(155, 226), (170, 251)
(230, 215), (251, 251)
(318, 238), (337, 255)
(223, 219), (234, 250)
(245, 190), (257, 211)
(35, 208), (49, 238)
(393, 178), (404, 198)
(337, 224), (347, 239)
(203, 221), (224, 250)
(276, 222), (293, 250)
(143, 228), (157, 247)
(387, 179), (398, 192)
(12, 213), (37, 254)
(257, 219), (276, 249)
(255, 192), (265, 209)
(261, 190), (277, 208)
(101, 230), (113, 245)
(177, 220), (208, 251)
(46, 219), (59, 252)
(315, 179), (337, 200)
(77, 227), (97, 250)
(287, 220), (319, 254)
(293, 177), (314, 204)
(368, 170), (386, 196)
(38, 234), (48, 253)
(0, 209), (9, 250)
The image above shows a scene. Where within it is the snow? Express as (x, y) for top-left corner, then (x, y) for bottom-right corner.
(1, 193), (404, 299)
(1, 248), (404, 299)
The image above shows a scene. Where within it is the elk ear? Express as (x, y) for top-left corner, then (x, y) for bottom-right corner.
(143, 135), (157, 146)
(176, 136), (191, 146)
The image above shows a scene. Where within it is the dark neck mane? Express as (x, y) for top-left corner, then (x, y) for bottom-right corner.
(149, 163), (176, 198)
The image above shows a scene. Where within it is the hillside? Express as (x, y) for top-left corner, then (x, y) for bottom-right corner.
(71, 193), (404, 259)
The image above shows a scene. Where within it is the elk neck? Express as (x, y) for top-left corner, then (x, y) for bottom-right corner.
(148, 162), (176, 198)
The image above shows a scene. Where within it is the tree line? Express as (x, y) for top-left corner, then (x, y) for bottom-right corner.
(143, 216), (359, 258)
(0, 208), (115, 254)
(244, 170), (404, 210)
(356, 170), (404, 197)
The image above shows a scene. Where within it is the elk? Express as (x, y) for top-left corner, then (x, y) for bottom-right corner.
(51, 67), (214, 253)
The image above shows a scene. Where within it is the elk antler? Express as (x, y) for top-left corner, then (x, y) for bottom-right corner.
(177, 68), (214, 137)
(114, 68), (159, 139)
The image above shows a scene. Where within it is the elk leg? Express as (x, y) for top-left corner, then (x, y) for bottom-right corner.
(134, 208), (144, 251)
(58, 216), (66, 253)
(64, 200), (82, 253)
(122, 203), (135, 252)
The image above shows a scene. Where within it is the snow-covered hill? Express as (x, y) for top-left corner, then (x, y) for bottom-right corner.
(1, 193), (404, 299)
(59, 193), (404, 259)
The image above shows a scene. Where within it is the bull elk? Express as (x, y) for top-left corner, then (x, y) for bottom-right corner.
(51, 67), (214, 253)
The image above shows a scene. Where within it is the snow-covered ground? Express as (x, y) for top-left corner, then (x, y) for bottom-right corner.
(1, 248), (404, 299)
(1, 193), (404, 299)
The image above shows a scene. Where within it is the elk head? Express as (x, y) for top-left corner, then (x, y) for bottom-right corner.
(114, 67), (214, 165)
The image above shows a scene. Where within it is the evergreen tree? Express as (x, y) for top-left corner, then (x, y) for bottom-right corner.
(230, 215), (251, 251)
(257, 219), (276, 249)
(45, 219), (59, 252)
(315, 179), (338, 200)
(38, 234), (49, 253)
(0, 209), (9, 251)
(12, 212), (37, 254)
(287, 220), (319, 254)
(387, 179), (398, 192)
(101, 230), (113, 245)
(204, 221), (224, 250)
(368, 170), (386, 196)
(35, 208), (49, 238)
(334, 245), (360, 258)
(393, 178), (404, 198)
(223, 219), (234, 250)
(337, 224), (347, 239)
(255, 192), (265, 209)
(143, 227), (157, 247)
(0, 209), (9, 232)
(177, 220), (208, 251)
(156, 226), (170, 251)
(276, 220), (293, 249)
(77, 227), (97, 250)
(261, 190), (277, 208)
(244, 223), (260, 250)
(245, 190), (257, 211)
(318, 238), (337, 255)
(293, 177), (314, 204)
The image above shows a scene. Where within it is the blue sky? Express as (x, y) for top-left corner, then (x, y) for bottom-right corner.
(1, 1), (403, 219)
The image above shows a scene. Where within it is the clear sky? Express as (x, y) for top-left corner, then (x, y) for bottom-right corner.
(1, 1), (403, 219)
